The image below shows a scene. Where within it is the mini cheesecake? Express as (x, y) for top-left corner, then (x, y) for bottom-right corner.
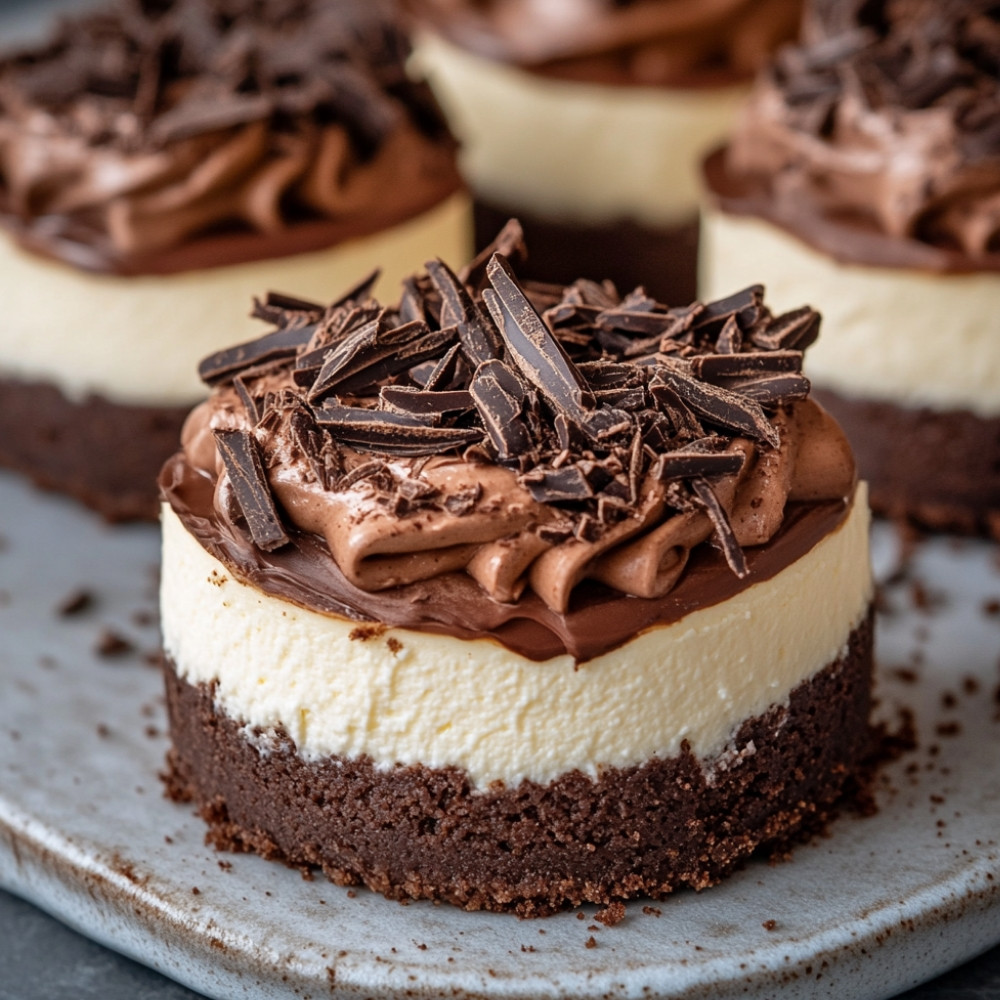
(160, 225), (873, 916)
(406, 0), (802, 304)
(0, 0), (469, 521)
(701, 1), (1000, 537)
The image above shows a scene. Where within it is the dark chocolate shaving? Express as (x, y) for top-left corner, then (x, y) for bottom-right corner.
(690, 477), (748, 578)
(652, 370), (781, 448)
(199, 324), (316, 385)
(485, 253), (594, 421)
(657, 450), (747, 481)
(313, 405), (483, 456)
(469, 360), (534, 463)
(750, 307), (822, 352)
(213, 428), (289, 552)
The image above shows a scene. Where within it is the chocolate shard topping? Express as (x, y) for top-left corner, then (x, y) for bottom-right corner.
(425, 258), (505, 368)
(657, 450), (747, 481)
(458, 218), (527, 293)
(652, 369), (781, 448)
(691, 350), (804, 381)
(750, 307), (822, 352)
(309, 317), (456, 401)
(719, 373), (812, 407)
(380, 386), (473, 417)
(313, 404), (483, 456)
(199, 324), (316, 385)
(485, 253), (595, 421)
(213, 428), (289, 552)
(521, 461), (613, 504)
(198, 233), (831, 582)
(690, 477), (748, 579)
(469, 359), (534, 463)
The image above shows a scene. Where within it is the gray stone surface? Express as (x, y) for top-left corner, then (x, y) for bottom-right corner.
(2, 885), (1000, 999)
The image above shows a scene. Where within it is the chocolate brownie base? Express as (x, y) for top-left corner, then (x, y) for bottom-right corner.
(0, 376), (188, 522)
(473, 200), (698, 306)
(163, 610), (874, 917)
(813, 388), (1000, 539)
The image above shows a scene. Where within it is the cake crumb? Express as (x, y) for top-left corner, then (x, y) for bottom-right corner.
(642, 906), (662, 917)
(386, 637), (402, 654)
(56, 588), (94, 616)
(594, 902), (626, 926)
(95, 628), (134, 658)
(763, 919), (778, 931)
(191, 886), (200, 895)
(576, 911), (586, 920)
(585, 936), (597, 949)
(349, 624), (386, 641)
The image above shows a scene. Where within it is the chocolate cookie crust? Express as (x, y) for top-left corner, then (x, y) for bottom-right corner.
(0, 376), (186, 522)
(813, 388), (1000, 539)
(163, 610), (874, 917)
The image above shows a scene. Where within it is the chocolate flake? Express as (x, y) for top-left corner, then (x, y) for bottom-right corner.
(690, 477), (748, 578)
(652, 370), (781, 448)
(213, 428), (290, 552)
(314, 405), (483, 456)
(485, 254), (594, 421)
(199, 325), (315, 386)
(469, 360), (534, 463)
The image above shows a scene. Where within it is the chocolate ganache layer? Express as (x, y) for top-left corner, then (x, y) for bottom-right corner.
(406, 0), (803, 88)
(0, 0), (462, 276)
(161, 222), (856, 661)
(710, 0), (1000, 272)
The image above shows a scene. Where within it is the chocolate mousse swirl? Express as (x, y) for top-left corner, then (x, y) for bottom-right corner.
(407, 0), (803, 87)
(0, 0), (461, 274)
(724, 0), (1000, 261)
(161, 222), (856, 659)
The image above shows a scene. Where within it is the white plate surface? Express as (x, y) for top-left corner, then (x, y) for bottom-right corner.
(1, 469), (999, 1000)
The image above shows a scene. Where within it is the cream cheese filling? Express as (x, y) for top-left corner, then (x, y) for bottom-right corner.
(160, 487), (872, 789)
(700, 206), (1000, 417)
(0, 191), (470, 407)
(414, 34), (747, 227)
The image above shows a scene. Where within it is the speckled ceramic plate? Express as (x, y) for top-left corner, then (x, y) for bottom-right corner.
(1, 469), (999, 1000)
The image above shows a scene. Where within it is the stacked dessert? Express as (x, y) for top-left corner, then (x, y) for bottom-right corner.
(701, 0), (1000, 537)
(406, 0), (802, 304)
(0, 0), (468, 520)
(160, 226), (874, 916)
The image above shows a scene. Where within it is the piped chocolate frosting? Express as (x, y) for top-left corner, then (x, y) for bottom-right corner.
(0, 0), (461, 274)
(406, 0), (803, 87)
(718, 0), (1000, 266)
(161, 222), (856, 660)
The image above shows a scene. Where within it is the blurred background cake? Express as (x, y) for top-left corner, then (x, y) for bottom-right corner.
(701, 0), (1000, 537)
(407, 0), (803, 304)
(0, 0), (469, 520)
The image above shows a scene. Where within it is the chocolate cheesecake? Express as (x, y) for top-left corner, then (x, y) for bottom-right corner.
(160, 224), (874, 916)
(406, 0), (803, 305)
(701, 0), (1000, 537)
(0, 0), (468, 521)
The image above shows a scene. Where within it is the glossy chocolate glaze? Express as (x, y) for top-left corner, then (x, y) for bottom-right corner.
(160, 450), (851, 662)
(703, 148), (1000, 276)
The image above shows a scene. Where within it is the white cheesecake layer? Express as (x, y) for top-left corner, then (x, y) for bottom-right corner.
(160, 489), (872, 789)
(700, 207), (1000, 417)
(0, 192), (470, 407)
(415, 34), (747, 227)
